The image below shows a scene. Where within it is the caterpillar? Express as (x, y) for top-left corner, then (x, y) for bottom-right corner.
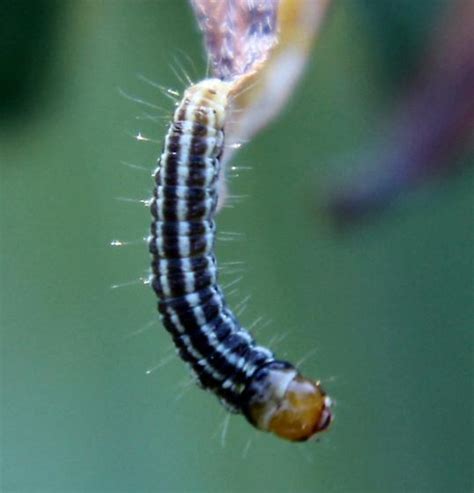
(148, 78), (332, 441)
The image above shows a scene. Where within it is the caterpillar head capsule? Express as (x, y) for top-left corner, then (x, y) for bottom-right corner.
(242, 361), (332, 441)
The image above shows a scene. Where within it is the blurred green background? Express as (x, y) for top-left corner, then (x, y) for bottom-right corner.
(1, 1), (472, 492)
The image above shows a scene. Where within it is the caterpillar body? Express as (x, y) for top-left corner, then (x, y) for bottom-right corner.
(149, 79), (331, 441)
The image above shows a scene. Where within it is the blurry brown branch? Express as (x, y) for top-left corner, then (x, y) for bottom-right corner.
(327, 0), (474, 225)
(190, 0), (279, 80)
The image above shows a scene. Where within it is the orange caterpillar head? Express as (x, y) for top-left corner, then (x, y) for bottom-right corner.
(242, 361), (332, 442)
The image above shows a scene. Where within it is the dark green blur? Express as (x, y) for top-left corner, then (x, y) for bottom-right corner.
(1, 1), (472, 492)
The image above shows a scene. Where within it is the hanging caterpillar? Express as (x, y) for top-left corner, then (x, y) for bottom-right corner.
(148, 77), (332, 441)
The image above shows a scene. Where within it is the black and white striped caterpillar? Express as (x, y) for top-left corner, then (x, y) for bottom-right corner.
(149, 78), (331, 441)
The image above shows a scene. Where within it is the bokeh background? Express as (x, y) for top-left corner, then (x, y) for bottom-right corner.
(1, 1), (472, 492)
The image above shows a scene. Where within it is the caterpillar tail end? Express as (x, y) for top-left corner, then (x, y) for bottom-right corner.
(242, 361), (332, 442)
